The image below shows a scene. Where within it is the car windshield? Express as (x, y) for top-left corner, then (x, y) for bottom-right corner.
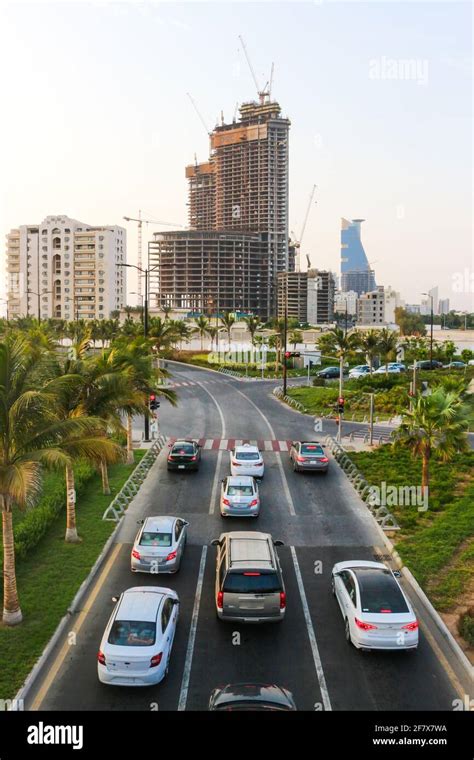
(235, 452), (260, 461)
(227, 485), (253, 496)
(108, 620), (156, 647)
(172, 444), (194, 455)
(300, 444), (324, 455)
(356, 570), (409, 613)
(224, 572), (281, 594)
(139, 532), (172, 547)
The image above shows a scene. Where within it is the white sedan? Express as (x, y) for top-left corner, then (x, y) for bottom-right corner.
(98, 587), (179, 686)
(229, 444), (264, 478)
(331, 561), (418, 651)
(374, 364), (402, 374)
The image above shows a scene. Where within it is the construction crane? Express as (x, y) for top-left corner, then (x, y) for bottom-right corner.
(186, 92), (211, 136)
(238, 35), (273, 105)
(123, 212), (184, 297)
(290, 184), (317, 272)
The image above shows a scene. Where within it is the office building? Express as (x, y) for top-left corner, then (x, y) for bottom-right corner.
(6, 215), (126, 321)
(439, 298), (450, 315)
(334, 289), (358, 315)
(277, 269), (335, 325)
(357, 286), (385, 325)
(340, 218), (376, 295)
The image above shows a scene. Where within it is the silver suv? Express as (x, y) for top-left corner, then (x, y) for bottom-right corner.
(211, 531), (285, 623)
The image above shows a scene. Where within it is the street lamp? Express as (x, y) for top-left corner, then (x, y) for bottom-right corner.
(421, 292), (434, 366)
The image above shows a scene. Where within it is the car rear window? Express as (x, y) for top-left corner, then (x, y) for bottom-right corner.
(140, 532), (172, 547)
(356, 570), (409, 613)
(300, 444), (324, 455)
(227, 485), (253, 495)
(172, 444), (194, 455)
(224, 572), (281, 594)
(235, 452), (260, 461)
(108, 620), (156, 646)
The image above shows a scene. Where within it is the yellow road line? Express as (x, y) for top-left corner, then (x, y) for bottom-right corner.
(31, 542), (123, 710)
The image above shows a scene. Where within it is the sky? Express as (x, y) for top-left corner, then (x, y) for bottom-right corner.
(0, 0), (472, 313)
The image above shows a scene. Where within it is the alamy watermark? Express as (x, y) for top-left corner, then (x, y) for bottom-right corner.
(369, 57), (429, 86)
(367, 481), (429, 512)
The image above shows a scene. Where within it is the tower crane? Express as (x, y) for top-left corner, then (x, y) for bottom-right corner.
(123, 212), (184, 297)
(290, 184), (317, 272)
(238, 35), (273, 105)
(186, 92), (211, 136)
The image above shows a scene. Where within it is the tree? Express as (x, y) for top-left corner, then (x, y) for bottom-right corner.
(395, 307), (427, 337)
(394, 388), (469, 491)
(377, 327), (399, 374)
(220, 313), (236, 346)
(0, 336), (120, 623)
(289, 330), (303, 350)
(443, 341), (457, 363)
(461, 349), (473, 364)
(194, 315), (210, 351)
(169, 320), (193, 350)
(160, 305), (172, 321)
(317, 327), (361, 364)
(148, 317), (174, 354)
(243, 316), (262, 360)
(207, 326), (218, 351)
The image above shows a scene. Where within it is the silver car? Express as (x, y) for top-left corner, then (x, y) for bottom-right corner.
(220, 476), (260, 518)
(289, 441), (329, 473)
(131, 516), (189, 574)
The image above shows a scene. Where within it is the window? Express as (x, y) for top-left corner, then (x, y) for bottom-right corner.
(42, 229), (47, 235)
(99, 253), (104, 258)
(99, 235), (104, 241)
(64, 228), (70, 233)
(52, 237), (61, 250)
(223, 573), (281, 594)
(357, 570), (409, 614)
(174, 520), (183, 541)
(42, 246), (48, 252)
(64, 237), (70, 242)
(342, 572), (357, 606)
(108, 620), (156, 647)
(98, 244), (103, 250)
(139, 532), (172, 547)
(161, 599), (173, 632)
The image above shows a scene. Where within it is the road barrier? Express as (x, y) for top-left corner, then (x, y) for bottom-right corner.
(102, 436), (167, 521)
(324, 435), (400, 531)
(273, 386), (308, 413)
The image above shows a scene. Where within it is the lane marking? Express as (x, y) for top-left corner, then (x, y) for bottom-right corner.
(279, 440), (288, 451)
(194, 381), (226, 516)
(219, 439), (228, 450)
(31, 542), (122, 710)
(203, 439), (213, 450)
(178, 545), (208, 711)
(290, 546), (332, 711)
(229, 386), (296, 516)
(209, 450), (223, 515)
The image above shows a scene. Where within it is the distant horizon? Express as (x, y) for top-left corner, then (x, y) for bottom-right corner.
(0, 0), (472, 314)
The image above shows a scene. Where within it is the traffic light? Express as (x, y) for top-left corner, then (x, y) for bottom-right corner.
(285, 351), (301, 359)
(149, 394), (160, 411)
(337, 397), (345, 414)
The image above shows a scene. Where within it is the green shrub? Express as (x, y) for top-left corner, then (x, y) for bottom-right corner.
(458, 610), (474, 646)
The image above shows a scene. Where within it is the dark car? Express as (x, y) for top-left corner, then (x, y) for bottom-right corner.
(289, 441), (329, 473)
(209, 683), (296, 711)
(317, 366), (345, 379)
(167, 440), (201, 471)
(409, 360), (444, 370)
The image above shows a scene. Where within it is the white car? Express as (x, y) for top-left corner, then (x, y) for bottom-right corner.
(374, 364), (402, 374)
(349, 365), (371, 379)
(229, 444), (264, 478)
(97, 587), (179, 686)
(220, 476), (260, 517)
(331, 561), (418, 651)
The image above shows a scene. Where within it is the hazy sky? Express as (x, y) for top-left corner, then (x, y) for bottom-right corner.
(0, 0), (472, 313)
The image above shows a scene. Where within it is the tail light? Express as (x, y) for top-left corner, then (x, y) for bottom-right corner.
(150, 653), (163, 668)
(355, 617), (377, 631)
(217, 591), (224, 609)
(232, 461), (241, 466)
(166, 550), (177, 562)
(222, 498), (231, 506)
(167, 455), (174, 462)
(280, 592), (286, 609)
(191, 455), (197, 461)
(249, 499), (258, 507)
(296, 456), (306, 462)
(401, 621), (419, 631)
(132, 549), (141, 560)
(97, 650), (106, 665)
(319, 457), (329, 463)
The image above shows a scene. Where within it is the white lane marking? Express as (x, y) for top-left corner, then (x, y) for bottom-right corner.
(278, 440), (288, 451)
(229, 387), (296, 516)
(219, 439), (228, 450)
(209, 450), (223, 515)
(250, 439), (258, 446)
(178, 545), (207, 711)
(290, 546), (332, 711)
(235, 439), (243, 446)
(264, 440), (273, 451)
(203, 439), (213, 450)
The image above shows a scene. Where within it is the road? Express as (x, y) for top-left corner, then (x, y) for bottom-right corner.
(26, 363), (461, 711)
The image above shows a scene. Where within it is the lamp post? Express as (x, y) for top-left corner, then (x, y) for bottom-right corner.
(27, 289), (53, 323)
(283, 277), (288, 396)
(421, 292), (434, 366)
(130, 291), (144, 323)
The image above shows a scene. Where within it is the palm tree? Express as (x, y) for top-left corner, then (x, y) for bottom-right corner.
(207, 326), (218, 351)
(378, 328), (399, 374)
(169, 320), (193, 351)
(160, 305), (172, 321)
(0, 336), (121, 623)
(393, 387), (470, 491)
(194, 315), (210, 351)
(148, 317), (174, 354)
(220, 312), (235, 347)
(358, 330), (381, 374)
(289, 330), (303, 351)
(243, 316), (262, 360)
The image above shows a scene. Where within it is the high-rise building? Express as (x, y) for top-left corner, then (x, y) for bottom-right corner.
(340, 218), (376, 295)
(439, 298), (450, 315)
(334, 290), (358, 315)
(6, 215), (126, 321)
(150, 98), (290, 320)
(383, 285), (404, 323)
(277, 269), (335, 325)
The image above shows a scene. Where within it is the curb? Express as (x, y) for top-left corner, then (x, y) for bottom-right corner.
(164, 359), (279, 382)
(10, 449), (162, 710)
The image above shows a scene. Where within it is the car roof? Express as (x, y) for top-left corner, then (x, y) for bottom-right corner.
(227, 532), (274, 569)
(172, 439), (197, 447)
(234, 444), (260, 453)
(214, 684), (295, 708)
(225, 476), (255, 486)
(142, 515), (176, 532)
(116, 587), (166, 622)
(336, 560), (386, 572)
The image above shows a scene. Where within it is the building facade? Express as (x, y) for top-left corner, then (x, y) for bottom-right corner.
(277, 269), (335, 325)
(356, 286), (386, 325)
(6, 215), (126, 321)
(340, 218), (376, 296)
(334, 289), (358, 315)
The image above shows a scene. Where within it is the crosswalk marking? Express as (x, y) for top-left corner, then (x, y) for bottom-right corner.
(167, 438), (293, 452)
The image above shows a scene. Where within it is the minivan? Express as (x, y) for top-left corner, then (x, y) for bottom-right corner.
(211, 531), (285, 623)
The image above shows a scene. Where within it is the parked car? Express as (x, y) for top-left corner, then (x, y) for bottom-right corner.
(408, 360), (444, 370)
(229, 444), (264, 478)
(167, 439), (201, 471)
(373, 364), (402, 374)
(331, 560), (418, 651)
(131, 516), (189, 574)
(349, 365), (371, 379)
(220, 476), (260, 517)
(211, 531), (285, 623)
(317, 366), (344, 379)
(97, 586), (179, 686)
(443, 361), (466, 369)
(289, 441), (329, 473)
(209, 683), (296, 711)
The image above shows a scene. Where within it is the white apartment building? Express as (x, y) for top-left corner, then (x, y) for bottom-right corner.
(6, 215), (126, 321)
(357, 286), (385, 325)
(383, 285), (404, 323)
(334, 289), (358, 315)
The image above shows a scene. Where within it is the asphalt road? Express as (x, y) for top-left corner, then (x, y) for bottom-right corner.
(26, 363), (460, 712)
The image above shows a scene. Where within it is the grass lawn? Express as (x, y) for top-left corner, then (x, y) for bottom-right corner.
(0, 450), (146, 701)
(350, 446), (474, 612)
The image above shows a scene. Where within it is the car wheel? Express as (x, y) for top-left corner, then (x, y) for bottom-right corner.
(345, 618), (352, 645)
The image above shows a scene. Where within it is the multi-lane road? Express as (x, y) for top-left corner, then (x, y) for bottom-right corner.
(25, 363), (462, 711)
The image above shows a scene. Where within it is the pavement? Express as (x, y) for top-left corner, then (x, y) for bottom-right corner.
(23, 363), (465, 712)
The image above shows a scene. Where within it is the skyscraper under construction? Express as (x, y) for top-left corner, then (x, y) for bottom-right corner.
(149, 97), (290, 320)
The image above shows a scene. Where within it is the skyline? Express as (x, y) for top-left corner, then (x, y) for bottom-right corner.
(0, 0), (472, 314)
